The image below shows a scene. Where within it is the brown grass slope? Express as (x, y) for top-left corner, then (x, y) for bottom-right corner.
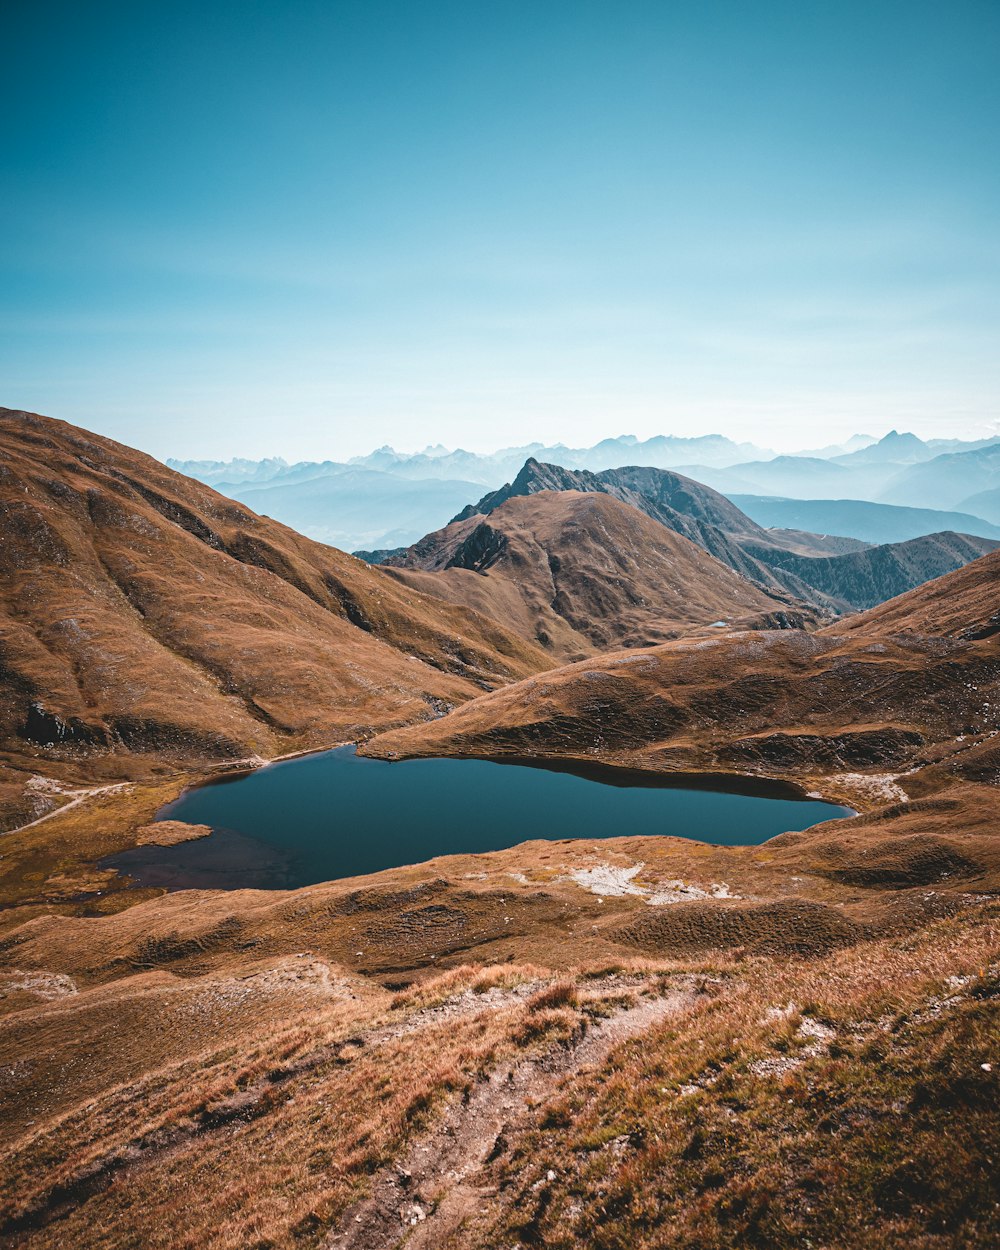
(364, 549), (1000, 804)
(382, 491), (800, 662)
(399, 457), (846, 609)
(836, 541), (1000, 639)
(0, 807), (997, 1249)
(0, 409), (548, 793)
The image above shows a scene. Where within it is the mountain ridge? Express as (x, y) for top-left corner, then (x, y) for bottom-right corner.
(381, 490), (807, 661)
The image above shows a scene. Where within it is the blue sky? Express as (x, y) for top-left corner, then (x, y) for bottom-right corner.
(2, 0), (998, 460)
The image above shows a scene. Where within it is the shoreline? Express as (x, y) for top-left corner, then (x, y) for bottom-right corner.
(159, 739), (860, 815)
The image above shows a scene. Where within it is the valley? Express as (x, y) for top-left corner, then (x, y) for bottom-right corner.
(8, 5), (999, 1244)
(0, 410), (997, 1250)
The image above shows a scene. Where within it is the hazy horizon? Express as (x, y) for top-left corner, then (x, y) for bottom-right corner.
(162, 424), (994, 469)
(4, 1), (999, 461)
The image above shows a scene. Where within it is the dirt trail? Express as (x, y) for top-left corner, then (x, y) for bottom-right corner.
(6, 782), (134, 835)
(325, 984), (694, 1250)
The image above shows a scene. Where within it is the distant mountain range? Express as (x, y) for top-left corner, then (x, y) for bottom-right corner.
(730, 496), (1000, 545)
(168, 429), (1000, 552)
(231, 468), (485, 553)
(678, 432), (1000, 507)
(168, 432), (774, 492)
(961, 487), (1000, 525)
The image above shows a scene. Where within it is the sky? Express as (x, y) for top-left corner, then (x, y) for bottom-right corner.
(2, 0), (999, 461)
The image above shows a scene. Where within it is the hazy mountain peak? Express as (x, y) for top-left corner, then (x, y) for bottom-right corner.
(879, 429), (923, 446)
(165, 455), (289, 486)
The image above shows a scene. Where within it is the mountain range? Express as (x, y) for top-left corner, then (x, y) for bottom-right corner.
(3, 408), (1000, 1250)
(678, 432), (1000, 508)
(169, 429), (1000, 553)
(373, 458), (998, 615)
(170, 432), (778, 489)
(730, 495), (1000, 544)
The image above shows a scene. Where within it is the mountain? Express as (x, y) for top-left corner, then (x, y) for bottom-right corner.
(682, 435), (1000, 504)
(166, 455), (291, 485)
(451, 458), (774, 534)
(729, 495), (1000, 544)
(364, 547), (1000, 796)
(171, 434), (1000, 494)
(347, 443), (525, 484)
(380, 491), (803, 660)
(798, 433), (877, 457)
(927, 434), (1000, 454)
(830, 429), (933, 465)
(562, 433), (772, 471)
(170, 435), (778, 498)
(748, 531), (999, 610)
(880, 443), (1000, 509)
(400, 458), (992, 613)
(439, 458), (864, 607)
(681, 455), (894, 501)
(958, 487), (1000, 525)
(835, 541), (1000, 641)
(346, 433), (774, 483)
(0, 409), (547, 792)
(227, 467), (485, 552)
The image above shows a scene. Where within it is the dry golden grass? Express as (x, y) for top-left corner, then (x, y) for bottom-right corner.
(460, 908), (1000, 1250)
(1, 909), (996, 1250)
(0, 958), (602, 1248)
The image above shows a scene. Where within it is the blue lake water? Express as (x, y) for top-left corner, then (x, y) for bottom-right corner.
(105, 745), (852, 891)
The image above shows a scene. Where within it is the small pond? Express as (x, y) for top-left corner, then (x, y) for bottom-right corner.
(105, 746), (852, 891)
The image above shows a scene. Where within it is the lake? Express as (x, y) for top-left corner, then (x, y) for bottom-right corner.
(106, 745), (852, 891)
